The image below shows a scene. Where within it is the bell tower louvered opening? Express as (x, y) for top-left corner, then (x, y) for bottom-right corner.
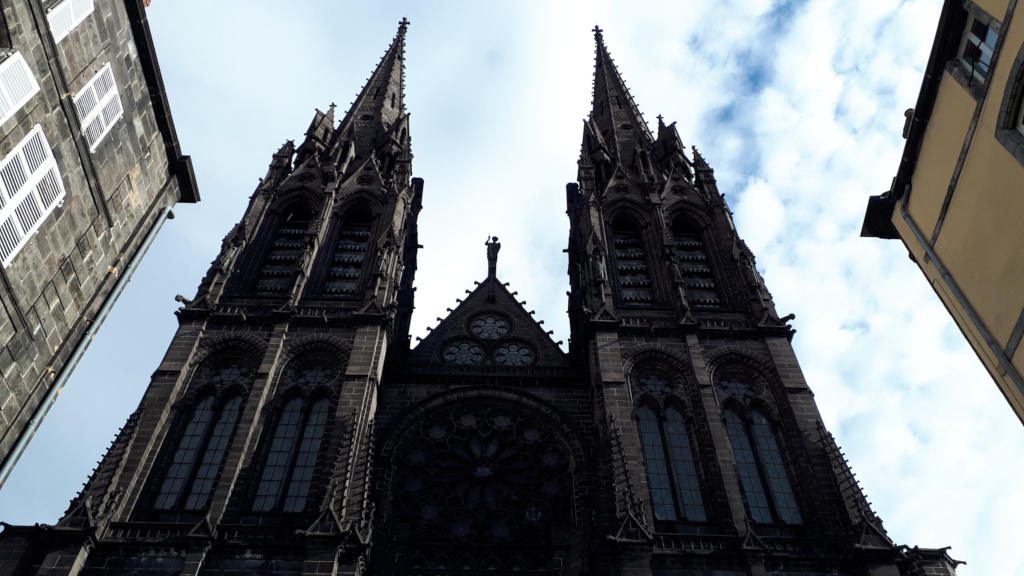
(671, 215), (720, 309)
(610, 213), (653, 304)
(254, 202), (313, 295)
(324, 202), (373, 296)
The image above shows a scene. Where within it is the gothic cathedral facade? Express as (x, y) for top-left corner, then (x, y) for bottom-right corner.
(0, 21), (959, 576)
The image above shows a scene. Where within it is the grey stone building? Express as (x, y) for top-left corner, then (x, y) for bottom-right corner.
(0, 20), (959, 576)
(0, 0), (197, 482)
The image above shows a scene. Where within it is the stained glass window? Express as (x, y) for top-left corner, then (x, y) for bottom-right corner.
(252, 398), (303, 511)
(637, 405), (706, 522)
(470, 314), (510, 339)
(493, 342), (535, 366)
(252, 396), (331, 513)
(154, 394), (243, 510)
(751, 410), (802, 525)
(183, 396), (241, 510)
(391, 403), (572, 544)
(724, 410), (772, 523)
(724, 409), (802, 525)
(664, 407), (706, 521)
(283, 398), (329, 512)
(443, 340), (484, 365)
(637, 406), (676, 520)
(151, 350), (254, 512)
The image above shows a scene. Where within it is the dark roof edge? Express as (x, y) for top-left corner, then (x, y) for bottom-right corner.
(123, 0), (199, 203)
(862, 0), (963, 238)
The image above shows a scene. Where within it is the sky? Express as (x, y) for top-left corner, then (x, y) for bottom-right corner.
(1, 1), (1022, 574)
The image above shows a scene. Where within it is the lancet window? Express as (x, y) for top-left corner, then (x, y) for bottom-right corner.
(324, 202), (374, 296)
(723, 408), (802, 525)
(635, 403), (706, 522)
(251, 352), (340, 513)
(610, 214), (654, 303)
(254, 202), (313, 295)
(671, 215), (720, 309)
(152, 350), (255, 511)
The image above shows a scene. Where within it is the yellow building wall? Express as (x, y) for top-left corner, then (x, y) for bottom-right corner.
(891, 5), (1024, 422)
(906, 75), (975, 235)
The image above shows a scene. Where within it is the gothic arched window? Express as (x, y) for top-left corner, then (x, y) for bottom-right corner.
(152, 349), (255, 512)
(723, 408), (802, 525)
(254, 202), (313, 295)
(323, 202), (374, 296)
(155, 393), (243, 510)
(251, 351), (340, 513)
(636, 405), (706, 522)
(610, 213), (653, 304)
(671, 215), (720, 309)
(252, 396), (330, 512)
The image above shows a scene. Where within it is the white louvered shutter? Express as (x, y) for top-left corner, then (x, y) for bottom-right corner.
(47, 0), (95, 44)
(0, 52), (40, 128)
(73, 63), (124, 151)
(0, 125), (66, 267)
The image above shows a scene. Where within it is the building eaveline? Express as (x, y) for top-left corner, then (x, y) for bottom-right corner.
(0, 0), (196, 484)
(862, 0), (1024, 423)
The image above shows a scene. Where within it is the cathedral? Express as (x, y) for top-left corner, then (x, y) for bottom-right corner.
(0, 20), (960, 576)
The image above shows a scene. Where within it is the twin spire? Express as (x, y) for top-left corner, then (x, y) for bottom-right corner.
(292, 20), (685, 186)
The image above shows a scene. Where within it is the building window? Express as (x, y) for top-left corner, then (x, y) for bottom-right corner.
(0, 125), (66, 267)
(254, 202), (312, 294)
(636, 405), (706, 522)
(0, 51), (40, 128)
(610, 214), (654, 304)
(252, 396), (330, 513)
(154, 393), (243, 510)
(958, 14), (997, 83)
(46, 0), (94, 44)
(73, 63), (124, 151)
(723, 409), (802, 525)
(323, 202), (373, 296)
(150, 349), (255, 512)
(1016, 90), (1024, 136)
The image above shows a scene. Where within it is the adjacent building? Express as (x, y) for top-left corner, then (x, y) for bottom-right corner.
(862, 0), (1024, 423)
(0, 0), (197, 483)
(0, 20), (959, 576)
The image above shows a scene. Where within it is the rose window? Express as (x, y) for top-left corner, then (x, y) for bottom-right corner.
(443, 341), (484, 365)
(391, 403), (572, 544)
(493, 342), (535, 366)
(470, 314), (510, 339)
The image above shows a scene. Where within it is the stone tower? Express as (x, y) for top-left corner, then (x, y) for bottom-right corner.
(0, 22), (959, 576)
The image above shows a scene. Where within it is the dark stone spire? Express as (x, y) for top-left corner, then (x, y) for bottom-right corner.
(335, 18), (410, 159)
(590, 26), (655, 174)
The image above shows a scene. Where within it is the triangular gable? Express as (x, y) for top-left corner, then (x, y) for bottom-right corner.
(412, 276), (567, 369)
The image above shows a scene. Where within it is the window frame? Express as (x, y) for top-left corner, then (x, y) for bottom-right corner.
(72, 62), (124, 152)
(995, 39), (1024, 166)
(635, 402), (708, 524)
(153, 392), (244, 512)
(956, 13), (997, 84)
(722, 406), (802, 526)
(251, 395), (331, 514)
(0, 51), (41, 128)
(0, 124), (66, 268)
(45, 0), (95, 44)
(607, 212), (659, 306)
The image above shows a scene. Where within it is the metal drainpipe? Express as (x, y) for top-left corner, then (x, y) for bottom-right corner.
(0, 207), (174, 488)
(899, 204), (1024, 407)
